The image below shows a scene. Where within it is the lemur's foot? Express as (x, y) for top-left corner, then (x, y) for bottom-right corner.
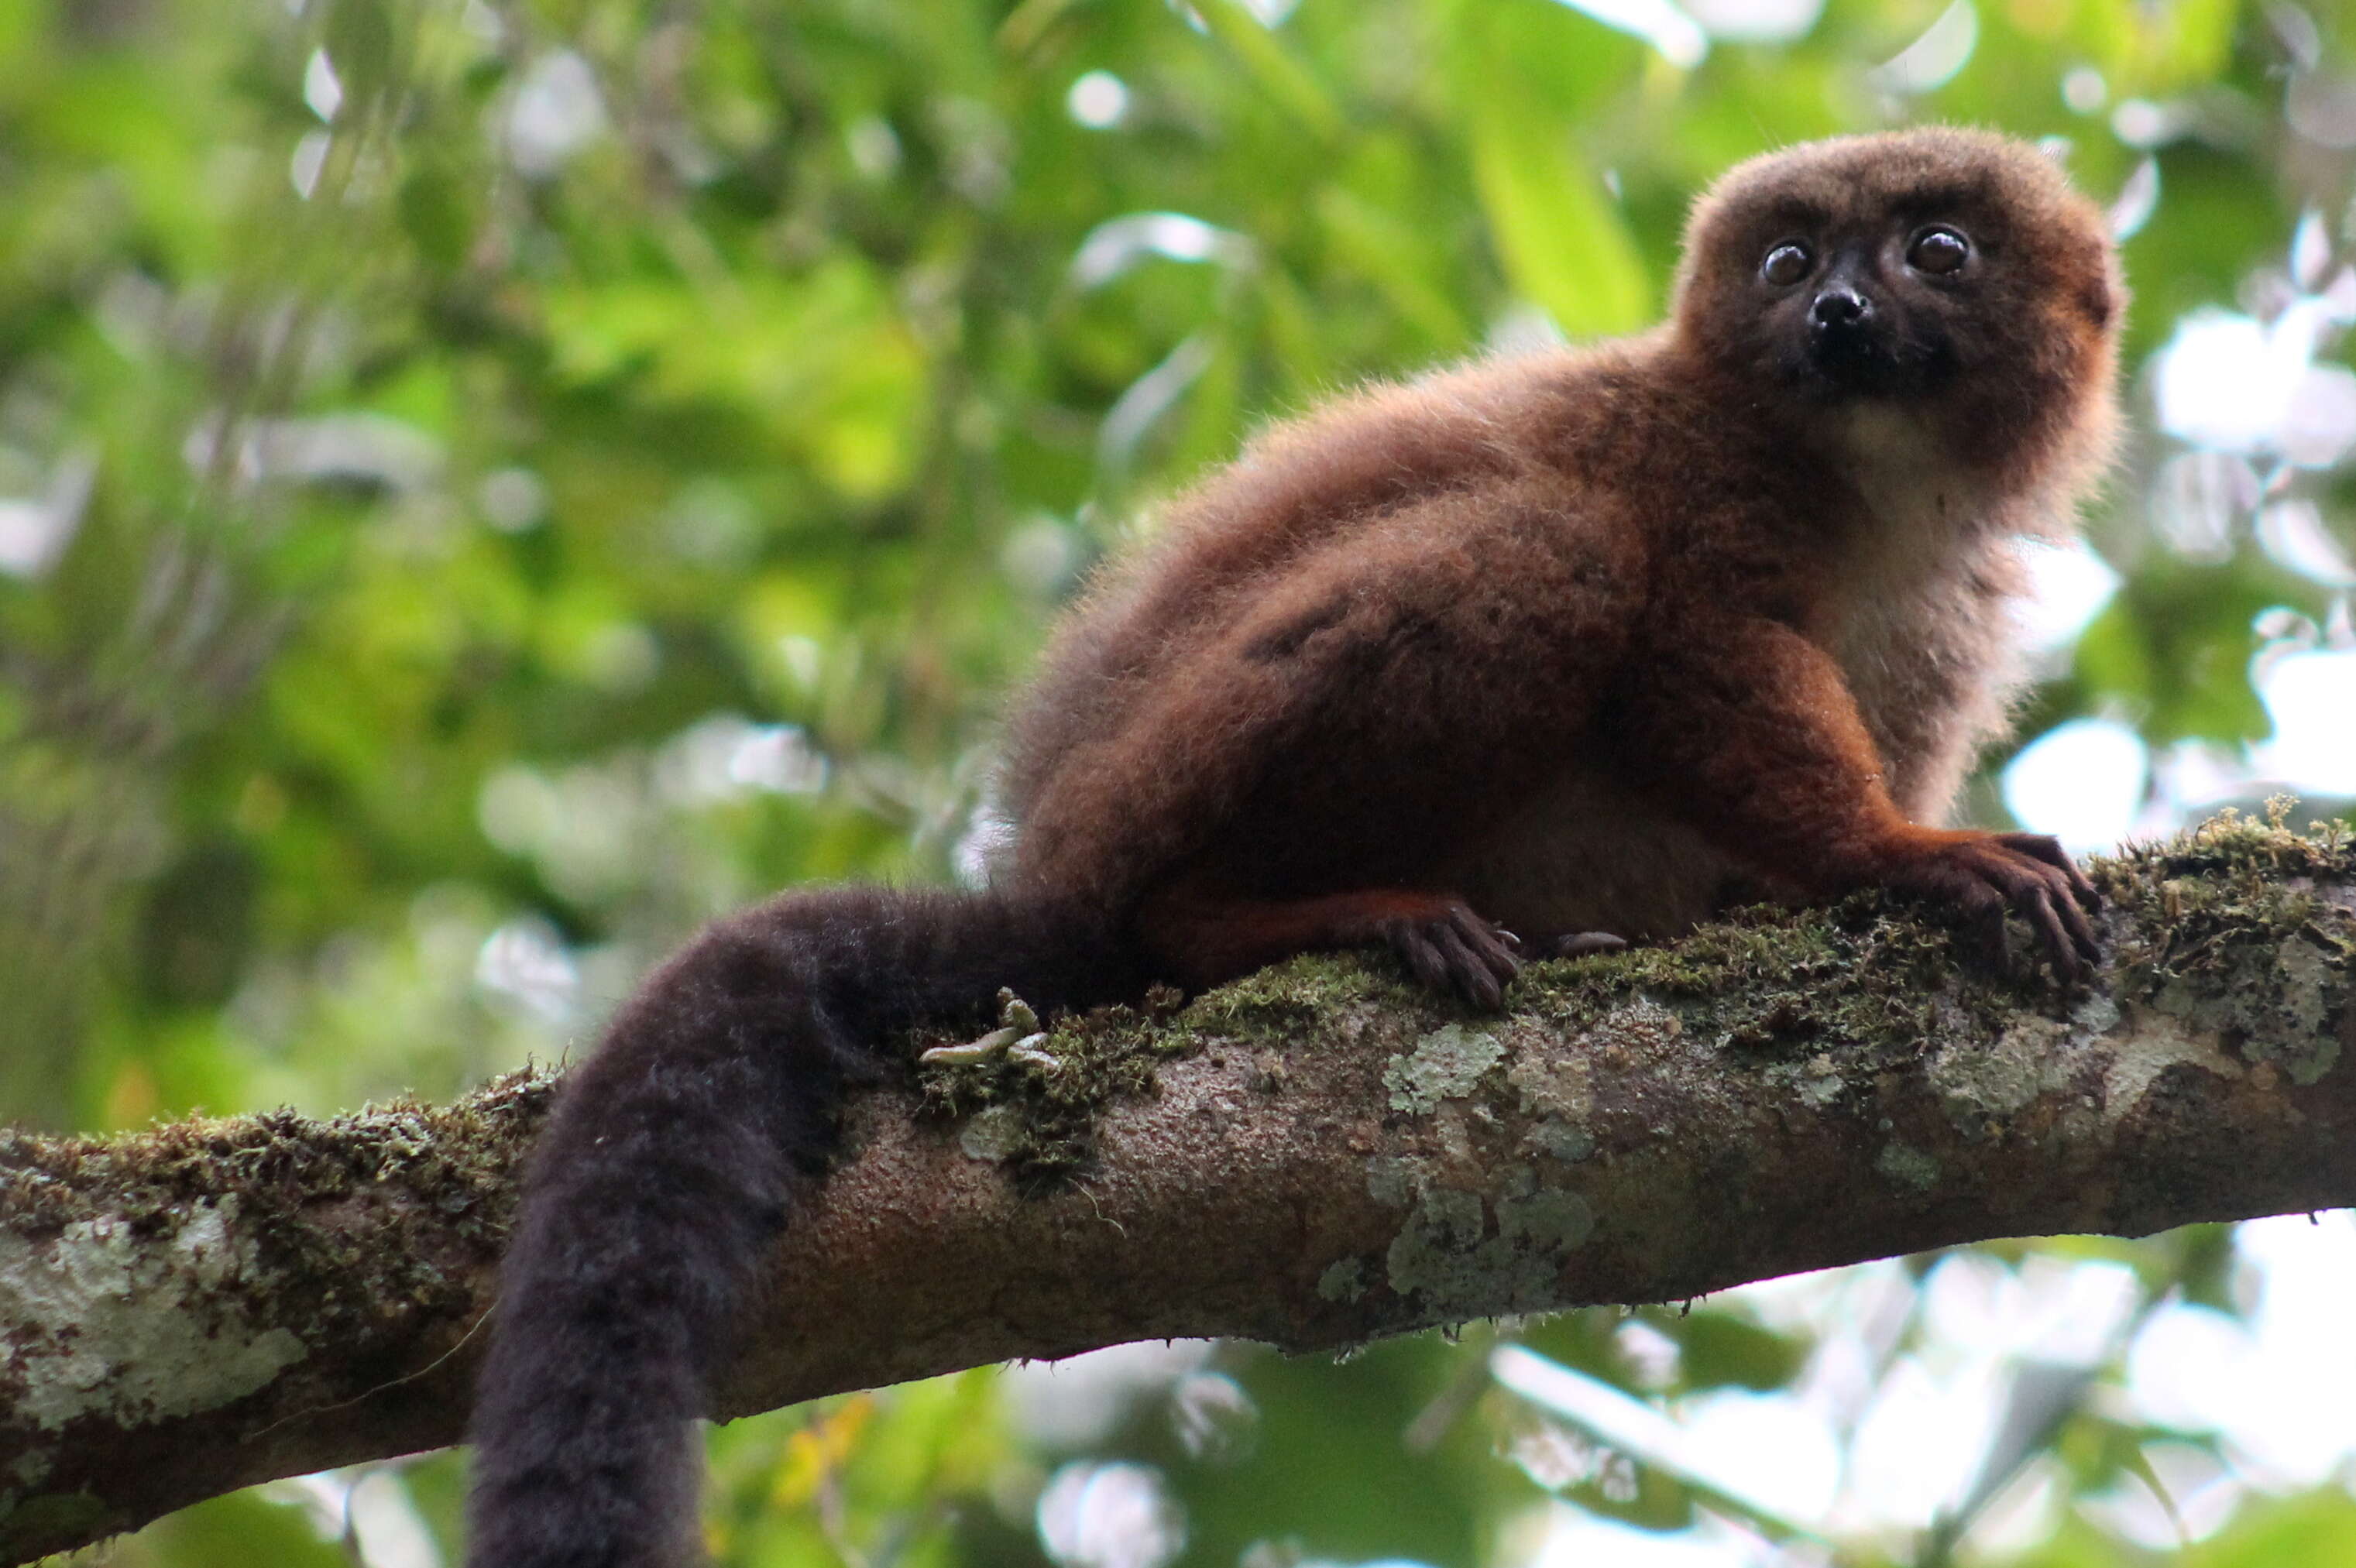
(1384, 901), (1522, 1010)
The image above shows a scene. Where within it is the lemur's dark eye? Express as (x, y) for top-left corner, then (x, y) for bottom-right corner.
(1760, 242), (1812, 286)
(1907, 225), (1970, 275)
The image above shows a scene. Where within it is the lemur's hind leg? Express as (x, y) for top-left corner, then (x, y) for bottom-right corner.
(1137, 879), (1521, 1010)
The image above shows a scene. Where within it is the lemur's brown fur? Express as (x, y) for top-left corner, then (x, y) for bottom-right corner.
(469, 129), (2123, 1568)
(1003, 127), (2118, 998)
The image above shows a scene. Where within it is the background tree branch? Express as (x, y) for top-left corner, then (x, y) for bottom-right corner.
(1, 818), (2350, 1563)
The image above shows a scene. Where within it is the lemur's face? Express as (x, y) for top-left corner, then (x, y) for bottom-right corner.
(1672, 129), (2123, 466)
(1746, 209), (1983, 398)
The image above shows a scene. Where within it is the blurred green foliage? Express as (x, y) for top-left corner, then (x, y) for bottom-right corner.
(5, 0), (2355, 1563)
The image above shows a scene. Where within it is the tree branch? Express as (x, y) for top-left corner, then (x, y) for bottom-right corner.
(2, 818), (2351, 1562)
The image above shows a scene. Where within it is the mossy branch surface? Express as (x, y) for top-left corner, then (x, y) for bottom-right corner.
(2, 816), (2351, 1561)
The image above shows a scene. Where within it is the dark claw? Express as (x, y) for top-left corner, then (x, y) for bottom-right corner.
(1994, 831), (2102, 910)
(1451, 905), (1521, 976)
(1384, 901), (1520, 1010)
(1897, 833), (2104, 984)
(2021, 887), (2083, 983)
(1386, 918), (1450, 994)
(1427, 922), (1491, 1008)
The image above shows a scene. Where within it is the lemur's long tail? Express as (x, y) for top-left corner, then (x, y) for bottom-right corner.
(466, 884), (1135, 1568)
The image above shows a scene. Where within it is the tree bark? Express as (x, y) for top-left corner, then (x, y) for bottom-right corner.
(1, 819), (2350, 1562)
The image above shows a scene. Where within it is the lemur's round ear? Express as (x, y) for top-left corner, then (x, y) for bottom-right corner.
(2082, 273), (2118, 331)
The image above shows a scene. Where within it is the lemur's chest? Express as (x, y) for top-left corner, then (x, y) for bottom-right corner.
(1819, 407), (2038, 824)
(1816, 414), (2001, 727)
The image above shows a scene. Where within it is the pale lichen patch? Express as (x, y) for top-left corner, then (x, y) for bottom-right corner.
(1875, 1141), (1941, 1192)
(1365, 1155), (1422, 1209)
(1380, 1161), (1595, 1319)
(1601, 1000), (1685, 1055)
(1764, 1051), (1849, 1111)
(1503, 1042), (1594, 1123)
(957, 1103), (1026, 1164)
(1317, 1257), (1369, 1303)
(2151, 940), (2344, 1089)
(0, 1199), (308, 1433)
(1928, 996), (2112, 1137)
(1382, 1024), (1505, 1116)
(2104, 1010), (2241, 1116)
(2268, 938), (2345, 1085)
(1506, 1033), (1599, 1159)
(1528, 1119), (1595, 1162)
(2096, 815), (2353, 1096)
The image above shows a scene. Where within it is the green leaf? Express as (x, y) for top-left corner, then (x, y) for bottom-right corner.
(1191, 0), (1344, 144)
(325, 0), (396, 103)
(129, 1488), (348, 1568)
(1470, 94), (1650, 338)
(2192, 1487), (2356, 1568)
(397, 165), (472, 272)
(1672, 1311), (1808, 1394)
(1317, 187), (1470, 348)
